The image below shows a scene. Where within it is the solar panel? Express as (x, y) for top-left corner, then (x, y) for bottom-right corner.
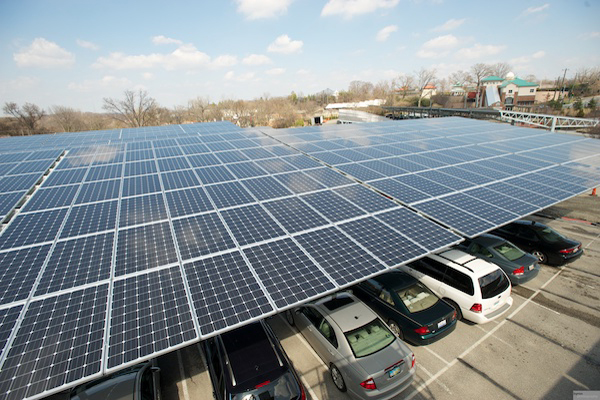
(1, 118), (599, 400)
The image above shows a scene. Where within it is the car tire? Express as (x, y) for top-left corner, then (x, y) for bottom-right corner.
(444, 298), (463, 321)
(330, 364), (347, 392)
(388, 320), (403, 340)
(532, 250), (547, 264)
(285, 310), (295, 326)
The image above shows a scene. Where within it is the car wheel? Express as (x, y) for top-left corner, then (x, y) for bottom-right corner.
(330, 364), (347, 392)
(285, 310), (295, 326)
(532, 250), (547, 264)
(444, 299), (463, 321)
(388, 320), (403, 340)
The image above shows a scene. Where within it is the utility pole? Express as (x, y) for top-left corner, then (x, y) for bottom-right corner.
(560, 68), (568, 103)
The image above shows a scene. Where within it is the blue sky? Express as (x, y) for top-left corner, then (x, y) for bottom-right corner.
(1, 0), (599, 112)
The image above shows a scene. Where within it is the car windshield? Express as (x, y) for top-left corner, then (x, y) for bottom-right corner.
(479, 269), (510, 299)
(397, 283), (439, 313)
(344, 318), (395, 358)
(493, 242), (526, 262)
(537, 226), (566, 243)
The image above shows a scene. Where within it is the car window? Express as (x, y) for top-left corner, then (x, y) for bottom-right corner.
(344, 318), (395, 358)
(302, 307), (323, 327)
(538, 226), (566, 243)
(517, 226), (537, 241)
(379, 289), (394, 306)
(471, 243), (493, 258)
(140, 367), (155, 400)
(479, 269), (510, 299)
(501, 224), (519, 235)
(318, 319), (338, 348)
(362, 279), (383, 296)
(493, 242), (526, 261)
(443, 267), (475, 295)
(411, 258), (446, 281)
(397, 283), (439, 313)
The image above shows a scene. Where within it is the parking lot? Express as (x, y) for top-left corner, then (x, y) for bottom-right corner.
(157, 194), (600, 400)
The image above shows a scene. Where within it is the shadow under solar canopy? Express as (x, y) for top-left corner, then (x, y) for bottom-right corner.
(0, 118), (599, 400)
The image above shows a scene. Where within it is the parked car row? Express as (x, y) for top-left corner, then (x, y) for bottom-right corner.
(66, 220), (582, 400)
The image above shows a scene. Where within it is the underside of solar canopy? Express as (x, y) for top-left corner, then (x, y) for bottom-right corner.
(0, 117), (598, 400)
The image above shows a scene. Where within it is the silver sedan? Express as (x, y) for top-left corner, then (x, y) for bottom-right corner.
(286, 292), (415, 400)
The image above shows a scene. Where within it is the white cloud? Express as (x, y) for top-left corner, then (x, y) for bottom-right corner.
(520, 3), (550, 17)
(266, 68), (285, 75)
(152, 35), (183, 45)
(296, 69), (310, 75)
(456, 43), (506, 59)
(376, 25), (398, 42)
(76, 39), (99, 50)
(579, 31), (600, 39)
(67, 75), (132, 91)
(93, 43), (211, 70)
(235, 0), (293, 19)
(416, 34), (459, 58)
(212, 55), (238, 67)
(142, 72), (155, 80)
(14, 38), (75, 68)
(532, 50), (545, 59)
(224, 71), (256, 82)
(242, 54), (272, 65)
(432, 18), (466, 32)
(321, 0), (399, 18)
(267, 35), (303, 54)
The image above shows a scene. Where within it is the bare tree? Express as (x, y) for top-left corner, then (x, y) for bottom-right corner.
(397, 75), (415, 99)
(470, 63), (492, 107)
(49, 106), (87, 133)
(102, 89), (159, 127)
(415, 68), (437, 107)
(489, 62), (512, 79)
(188, 96), (211, 122)
(2, 102), (46, 135)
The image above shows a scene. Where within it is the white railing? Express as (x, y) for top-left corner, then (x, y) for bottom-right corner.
(499, 110), (600, 132)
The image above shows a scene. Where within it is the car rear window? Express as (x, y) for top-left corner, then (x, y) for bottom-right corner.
(344, 318), (395, 358)
(493, 242), (526, 262)
(479, 269), (510, 299)
(232, 371), (299, 400)
(397, 283), (439, 313)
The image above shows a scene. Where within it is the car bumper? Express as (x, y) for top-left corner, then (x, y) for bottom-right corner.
(509, 264), (540, 286)
(348, 364), (416, 400)
(549, 248), (583, 266)
(409, 319), (457, 345)
(464, 296), (513, 324)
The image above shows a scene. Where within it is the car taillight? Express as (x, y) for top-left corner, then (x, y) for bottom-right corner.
(360, 378), (377, 390)
(559, 246), (577, 254)
(411, 353), (416, 369)
(512, 266), (525, 275)
(470, 303), (482, 313)
(414, 326), (430, 335)
(299, 383), (306, 400)
(451, 310), (457, 320)
(255, 380), (270, 389)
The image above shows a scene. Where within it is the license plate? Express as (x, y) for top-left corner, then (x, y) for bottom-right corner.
(438, 319), (446, 328)
(388, 365), (401, 378)
(528, 265), (534, 271)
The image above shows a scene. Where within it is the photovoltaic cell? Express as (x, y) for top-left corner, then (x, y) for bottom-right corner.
(60, 200), (118, 239)
(339, 217), (426, 267)
(0, 244), (52, 304)
(161, 169), (201, 191)
(369, 178), (430, 204)
(107, 267), (197, 369)
(187, 153), (221, 167)
(243, 238), (336, 308)
(122, 174), (160, 198)
(253, 158), (297, 174)
(165, 187), (213, 218)
(336, 163), (385, 181)
(42, 168), (87, 187)
(173, 213), (236, 260)
(124, 160), (157, 177)
(205, 181), (256, 209)
(264, 196), (330, 234)
(413, 199), (496, 237)
(157, 157), (190, 172)
(226, 161), (268, 179)
(120, 193), (168, 227)
(462, 187), (538, 219)
(303, 167), (353, 188)
(242, 176), (293, 201)
(0, 305), (22, 358)
(296, 227), (385, 286)
(184, 251), (274, 335)
(85, 164), (123, 182)
(8, 160), (53, 175)
(76, 179), (121, 204)
(115, 222), (178, 276)
(274, 171), (325, 194)
(35, 232), (114, 296)
(195, 165), (235, 184)
(0, 285), (108, 400)
(300, 191), (365, 222)
(221, 204), (286, 246)
(22, 185), (79, 212)
(215, 150), (249, 164)
(0, 208), (68, 250)
(334, 184), (397, 213)
(0, 191), (26, 219)
(0, 173), (41, 193)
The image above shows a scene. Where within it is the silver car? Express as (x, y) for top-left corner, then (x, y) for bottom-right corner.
(286, 292), (415, 400)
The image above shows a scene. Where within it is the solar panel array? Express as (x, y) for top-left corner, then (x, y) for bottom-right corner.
(0, 121), (464, 400)
(0, 118), (599, 399)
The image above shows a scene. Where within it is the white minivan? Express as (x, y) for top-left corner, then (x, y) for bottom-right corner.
(401, 249), (513, 324)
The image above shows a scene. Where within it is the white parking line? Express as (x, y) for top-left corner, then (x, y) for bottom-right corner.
(423, 345), (451, 365)
(404, 266), (565, 400)
(176, 349), (191, 400)
(513, 292), (561, 315)
(560, 275), (595, 289)
(418, 364), (452, 394)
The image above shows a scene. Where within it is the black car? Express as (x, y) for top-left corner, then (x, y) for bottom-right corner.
(70, 360), (160, 400)
(353, 271), (457, 345)
(202, 320), (305, 400)
(491, 220), (583, 266)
